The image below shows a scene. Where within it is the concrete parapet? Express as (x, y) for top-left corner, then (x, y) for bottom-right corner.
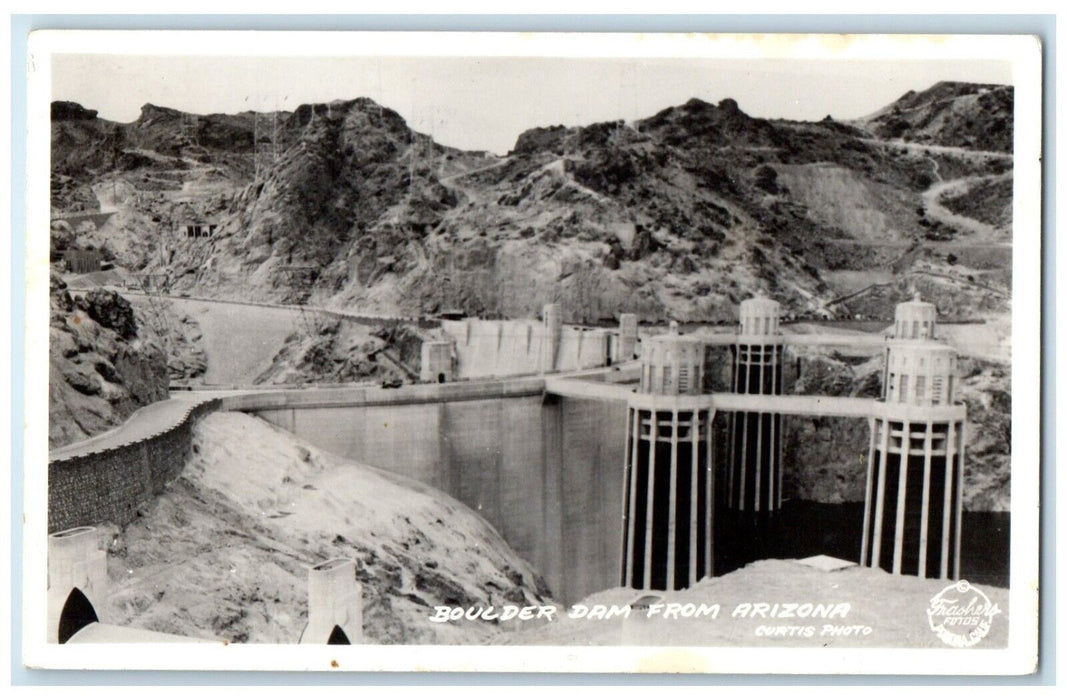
(544, 376), (636, 402)
(223, 376), (546, 412)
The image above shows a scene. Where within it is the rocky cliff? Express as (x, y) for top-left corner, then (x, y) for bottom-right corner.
(51, 81), (1013, 324)
(860, 81), (1014, 153)
(781, 343), (1010, 511)
(48, 274), (170, 448)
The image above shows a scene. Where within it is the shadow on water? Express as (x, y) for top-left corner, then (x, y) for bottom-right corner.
(713, 501), (1010, 589)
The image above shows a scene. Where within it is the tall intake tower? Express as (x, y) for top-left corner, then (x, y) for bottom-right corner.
(861, 295), (966, 579)
(621, 322), (714, 591)
(726, 296), (784, 513)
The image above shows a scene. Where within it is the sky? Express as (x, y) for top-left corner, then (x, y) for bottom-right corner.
(51, 53), (1013, 155)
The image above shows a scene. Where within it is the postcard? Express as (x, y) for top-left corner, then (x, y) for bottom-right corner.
(22, 30), (1041, 674)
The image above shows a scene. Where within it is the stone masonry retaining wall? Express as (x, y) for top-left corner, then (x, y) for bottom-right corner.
(47, 399), (221, 533)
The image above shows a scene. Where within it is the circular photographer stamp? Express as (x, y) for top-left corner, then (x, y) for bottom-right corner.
(927, 580), (1002, 648)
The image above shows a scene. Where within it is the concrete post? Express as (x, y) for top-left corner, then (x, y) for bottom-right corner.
(47, 526), (107, 644)
(624, 408), (640, 586)
(705, 409), (715, 578)
(642, 412), (657, 589)
(300, 558), (362, 644)
(954, 421), (966, 581)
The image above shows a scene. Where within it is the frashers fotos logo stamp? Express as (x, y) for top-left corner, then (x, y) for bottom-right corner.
(927, 580), (1002, 648)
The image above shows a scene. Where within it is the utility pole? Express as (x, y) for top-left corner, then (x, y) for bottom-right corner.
(181, 113), (199, 146)
(254, 112), (280, 180)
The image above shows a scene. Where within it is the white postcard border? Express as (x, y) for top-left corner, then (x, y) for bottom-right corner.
(21, 29), (1043, 675)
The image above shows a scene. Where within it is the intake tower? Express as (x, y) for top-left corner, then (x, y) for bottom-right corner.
(861, 295), (966, 579)
(726, 296), (784, 513)
(620, 322), (714, 591)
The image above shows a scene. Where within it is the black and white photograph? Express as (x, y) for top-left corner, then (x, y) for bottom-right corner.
(21, 30), (1041, 674)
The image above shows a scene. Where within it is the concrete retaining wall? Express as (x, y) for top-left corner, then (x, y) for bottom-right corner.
(48, 399), (221, 533)
(48, 375), (631, 603)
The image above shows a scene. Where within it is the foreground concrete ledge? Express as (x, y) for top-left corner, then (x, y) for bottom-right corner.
(66, 622), (220, 644)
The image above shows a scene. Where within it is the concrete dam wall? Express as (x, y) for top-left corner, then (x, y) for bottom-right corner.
(230, 381), (628, 604)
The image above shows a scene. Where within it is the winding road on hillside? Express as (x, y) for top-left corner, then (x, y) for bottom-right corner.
(921, 172), (1012, 243)
(858, 135), (1013, 244)
(857, 137), (1012, 161)
(437, 157), (509, 187)
(825, 269), (1009, 310)
(807, 132), (1013, 337)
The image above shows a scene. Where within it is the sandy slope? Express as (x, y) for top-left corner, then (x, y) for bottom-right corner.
(101, 412), (552, 643)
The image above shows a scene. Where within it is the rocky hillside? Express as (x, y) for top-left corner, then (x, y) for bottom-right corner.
(779, 339), (1010, 511)
(51, 82), (1013, 324)
(48, 274), (170, 448)
(859, 81), (1014, 152)
(131, 297), (208, 382)
(51, 102), (257, 270)
(251, 317), (421, 386)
